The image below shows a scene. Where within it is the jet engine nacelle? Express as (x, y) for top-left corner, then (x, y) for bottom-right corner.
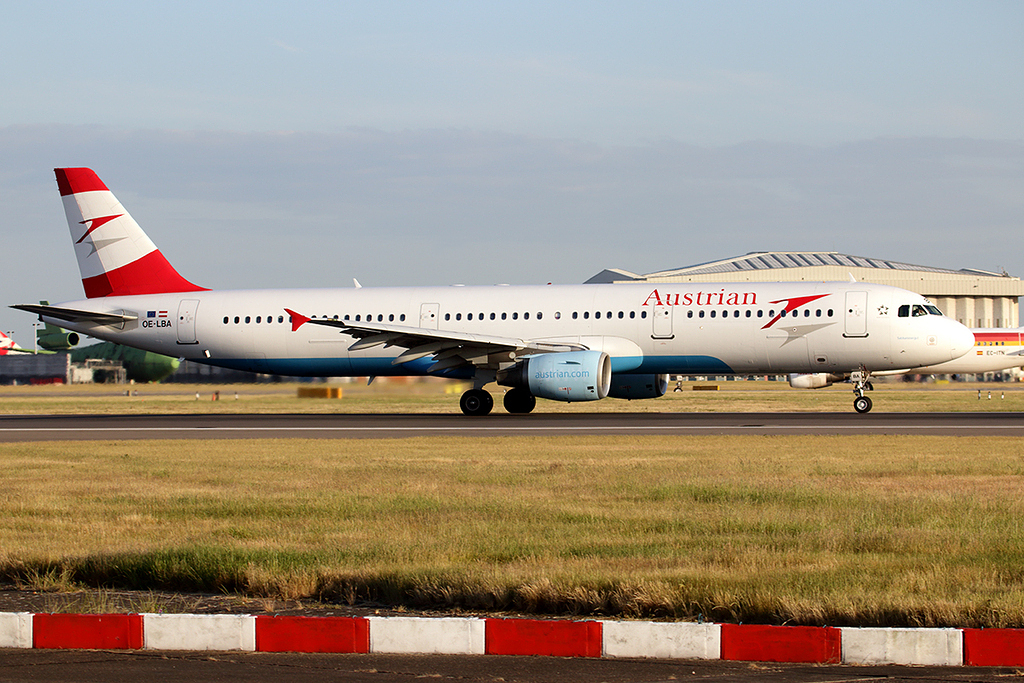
(497, 350), (611, 402)
(37, 331), (80, 351)
(607, 374), (669, 400)
(788, 372), (846, 389)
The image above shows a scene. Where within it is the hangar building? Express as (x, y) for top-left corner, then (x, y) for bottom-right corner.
(587, 252), (1024, 329)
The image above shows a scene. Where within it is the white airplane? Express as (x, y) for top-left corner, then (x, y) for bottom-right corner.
(0, 330), (31, 355)
(13, 168), (975, 415)
(790, 325), (1024, 389)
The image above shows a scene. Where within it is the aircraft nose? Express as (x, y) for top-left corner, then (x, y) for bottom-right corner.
(948, 321), (975, 360)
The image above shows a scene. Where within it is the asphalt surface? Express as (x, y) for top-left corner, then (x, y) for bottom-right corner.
(0, 650), (1016, 682)
(0, 411), (1022, 441)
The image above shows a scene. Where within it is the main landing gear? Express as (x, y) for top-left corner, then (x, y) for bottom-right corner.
(503, 387), (536, 414)
(459, 387), (537, 416)
(852, 368), (873, 414)
(459, 388), (493, 416)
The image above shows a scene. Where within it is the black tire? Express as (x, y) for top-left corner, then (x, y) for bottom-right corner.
(853, 395), (873, 414)
(503, 388), (537, 414)
(460, 389), (493, 416)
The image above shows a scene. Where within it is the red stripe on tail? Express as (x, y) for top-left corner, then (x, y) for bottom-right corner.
(82, 250), (207, 298)
(55, 168), (109, 196)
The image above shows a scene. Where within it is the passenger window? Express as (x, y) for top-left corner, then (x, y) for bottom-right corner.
(512, 312), (518, 320)
(827, 309), (833, 316)
(641, 311), (647, 319)
(490, 313), (496, 320)
(279, 316), (284, 323)
(234, 316), (239, 324)
(389, 314), (395, 322)
(745, 310), (751, 318)
(688, 311), (694, 318)
(524, 312), (529, 320)
(572, 312), (578, 320)
(223, 317), (228, 324)
(456, 313), (462, 321)
(699, 310), (705, 319)
(537, 312), (543, 320)
(710, 310), (716, 318)
(584, 312), (590, 319)
(618, 311), (624, 319)
(245, 316), (251, 324)
(757, 310), (763, 318)
(595, 311), (601, 319)
(502, 312), (507, 320)
(400, 314), (406, 321)
(629, 311), (635, 319)
(804, 310), (810, 317)
(377, 314), (383, 322)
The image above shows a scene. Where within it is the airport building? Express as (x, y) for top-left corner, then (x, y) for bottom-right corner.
(587, 252), (1024, 329)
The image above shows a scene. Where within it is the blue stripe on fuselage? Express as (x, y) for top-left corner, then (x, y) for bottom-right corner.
(200, 354), (733, 378)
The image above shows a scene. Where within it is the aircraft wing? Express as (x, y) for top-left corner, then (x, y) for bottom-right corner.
(11, 304), (138, 327)
(285, 308), (586, 373)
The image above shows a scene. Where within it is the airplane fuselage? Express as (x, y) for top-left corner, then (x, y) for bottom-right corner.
(903, 328), (1024, 375)
(46, 281), (971, 380)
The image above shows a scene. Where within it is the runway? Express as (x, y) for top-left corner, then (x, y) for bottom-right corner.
(1, 411), (1022, 441)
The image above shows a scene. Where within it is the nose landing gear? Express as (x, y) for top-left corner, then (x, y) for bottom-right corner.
(851, 368), (873, 414)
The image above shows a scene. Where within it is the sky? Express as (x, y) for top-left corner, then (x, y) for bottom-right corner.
(1, 1), (1022, 343)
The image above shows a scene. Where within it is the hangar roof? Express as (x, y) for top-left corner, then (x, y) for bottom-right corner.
(586, 251), (1024, 298)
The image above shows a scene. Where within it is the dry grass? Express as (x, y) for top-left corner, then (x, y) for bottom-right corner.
(2, 435), (1024, 626)
(0, 378), (1022, 414)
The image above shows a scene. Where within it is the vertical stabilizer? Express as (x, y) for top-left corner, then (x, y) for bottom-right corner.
(0, 330), (15, 355)
(55, 168), (206, 298)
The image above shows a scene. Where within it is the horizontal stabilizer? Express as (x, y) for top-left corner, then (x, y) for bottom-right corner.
(11, 304), (138, 326)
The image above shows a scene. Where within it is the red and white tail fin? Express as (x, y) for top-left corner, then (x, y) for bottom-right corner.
(0, 331), (26, 355)
(55, 168), (206, 298)
(0, 330), (14, 354)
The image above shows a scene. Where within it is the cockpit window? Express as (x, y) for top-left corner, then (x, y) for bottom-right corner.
(899, 304), (944, 317)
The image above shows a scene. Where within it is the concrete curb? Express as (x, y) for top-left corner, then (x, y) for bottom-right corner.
(0, 612), (1019, 666)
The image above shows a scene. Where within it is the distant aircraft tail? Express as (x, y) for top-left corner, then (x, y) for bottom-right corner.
(0, 330), (28, 355)
(0, 330), (14, 354)
(54, 168), (207, 298)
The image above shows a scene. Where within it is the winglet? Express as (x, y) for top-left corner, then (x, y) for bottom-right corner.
(285, 308), (310, 332)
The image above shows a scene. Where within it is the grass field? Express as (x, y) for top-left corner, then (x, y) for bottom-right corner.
(1, 377), (1023, 414)
(2, 407), (1024, 626)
